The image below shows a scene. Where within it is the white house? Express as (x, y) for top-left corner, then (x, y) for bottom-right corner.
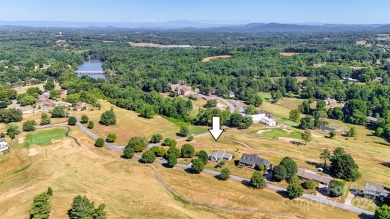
(250, 114), (277, 127)
(208, 151), (233, 163)
(0, 140), (9, 152)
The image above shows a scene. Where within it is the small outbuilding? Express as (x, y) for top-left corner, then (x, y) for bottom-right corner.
(0, 140), (10, 152)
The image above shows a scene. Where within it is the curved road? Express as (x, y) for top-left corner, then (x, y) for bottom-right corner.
(73, 120), (374, 216)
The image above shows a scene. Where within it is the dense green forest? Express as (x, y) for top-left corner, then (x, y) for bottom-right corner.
(1, 29), (390, 138)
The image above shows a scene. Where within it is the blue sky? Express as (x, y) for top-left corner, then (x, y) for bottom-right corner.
(0, 0), (389, 24)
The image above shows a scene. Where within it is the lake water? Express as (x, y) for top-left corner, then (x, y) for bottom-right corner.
(76, 59), (106, 79)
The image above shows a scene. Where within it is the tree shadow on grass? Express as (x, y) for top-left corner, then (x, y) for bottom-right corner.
(184, 168), (195, 174)
(381, 162), (390, 168)
(305, 161), (323, 169)
(375, 141), (390, 147)
(276, 190), (290, 199)
(358, 213), (373, 219)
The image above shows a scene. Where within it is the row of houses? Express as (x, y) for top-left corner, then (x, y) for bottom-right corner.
(208, 151), (271, 170)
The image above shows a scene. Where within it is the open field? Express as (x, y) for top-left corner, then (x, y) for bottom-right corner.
(258, 93), (304, 126)
(157, 165), (364, 219)
(129, 42), (166, 48)
(201, 55), (232, 62)
(0, 125), (368, 219)
(280, 52), (299, 56)
(72, 100), (207, 145)
(0, 130), (246, 219)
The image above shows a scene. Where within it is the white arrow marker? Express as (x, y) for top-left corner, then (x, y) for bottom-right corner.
(209, 117), (224, 141)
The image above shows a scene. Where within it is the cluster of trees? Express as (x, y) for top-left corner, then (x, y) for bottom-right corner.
(319, 147), (360, 182)
(0, 108), (23, 123)
(69, 195), (107, 219)
(29, 187), (53, 219)
(329, 148), (361, 181)
(100, 109), (116, 126)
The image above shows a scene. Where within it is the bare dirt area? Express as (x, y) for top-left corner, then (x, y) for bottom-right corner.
(129, 42), (166, 48)
(356, 41), (372, 47)
(27, 148), (39, 157)
(280, 52), (299, 56)
(201, 55), (232, 62)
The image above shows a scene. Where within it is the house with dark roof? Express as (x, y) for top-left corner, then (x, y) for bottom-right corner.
(364, 183), (388, 198)
(239, 154), (271, 170)
(208, 151), (233, 163)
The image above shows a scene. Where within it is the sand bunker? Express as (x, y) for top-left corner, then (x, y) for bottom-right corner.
(18, 137), (25, 144)
(51, 139), (62, 144)
(257, 129), (271, 134)
(201, 55), (231, 62)
(28, 148), (39, 157)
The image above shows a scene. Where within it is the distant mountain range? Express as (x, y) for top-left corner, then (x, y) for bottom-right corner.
(0, 20), (390, 33)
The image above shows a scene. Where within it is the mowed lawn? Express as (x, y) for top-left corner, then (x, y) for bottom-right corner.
(24, 128), (67, 148)
(72, 100), (207, 145)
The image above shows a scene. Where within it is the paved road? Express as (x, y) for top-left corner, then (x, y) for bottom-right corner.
(210, 95), (235, 113)
(73, 118), (374, 216)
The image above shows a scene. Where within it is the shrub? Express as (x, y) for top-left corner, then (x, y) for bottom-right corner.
(81, 115), (89, 124)
(150, 134), (163, 143)
(100, 110), (116, 126)
(95, 138), (105, 147)
(178, 126), (190, 137)
(87, 121), (94, 129)
(23, 120), (36, 131)
(219, 168), (230, 181)
(106, 133), (117, 143)
(304, 179), (317, 190)
(191, 159), (204, 174)
(166, 153), (177, 167)
(68, 116), (77, 126)
(181, 144), (195, 158)
(250, 172), (266, 189)
(287, 183), (304, 199)
(197, 150), (208, 164)
(123, 147), (134, 159)
(141, 150), (156, 163)
(273, 165), (288, 181)
(328, 180), (345, 197)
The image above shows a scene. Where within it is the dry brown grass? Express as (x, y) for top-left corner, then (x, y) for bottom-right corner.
(71, 100), (180, 145)
(280, 52), (299, 56)
(0, 127), (357, 219)
(201, 55), (232, 62)
(157, 165), (362, 219)
(129, 42), (166, 48)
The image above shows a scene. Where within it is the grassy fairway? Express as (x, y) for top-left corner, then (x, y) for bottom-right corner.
(261, 128), (302, 139)
(24, 128), (67, 148)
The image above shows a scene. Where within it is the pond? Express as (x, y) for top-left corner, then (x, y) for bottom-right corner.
(76, 59), (106, 79)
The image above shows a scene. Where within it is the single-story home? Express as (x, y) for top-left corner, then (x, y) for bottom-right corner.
(74, 102), (88, 111)
(177, 86), (195, 96)
(0, 140), (9, 152)
(297, 168), (332, 187)
(208, 151), (233, 163)
(239, 154), (271, 170)
(324, 98), (337, 105)
(250, 114), (277, 127)
(363, 183), (388, 198)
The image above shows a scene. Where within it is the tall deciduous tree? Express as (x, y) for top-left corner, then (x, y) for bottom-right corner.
(301, 130), (312, 146)
(250, 172), (266, 189)
(320, 149), (331, 169)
